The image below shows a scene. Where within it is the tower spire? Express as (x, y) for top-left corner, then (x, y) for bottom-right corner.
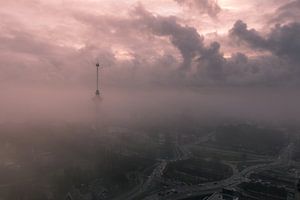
(95, 63), (100, 96)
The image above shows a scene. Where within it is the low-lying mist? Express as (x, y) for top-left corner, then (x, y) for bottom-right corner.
(0, 84), (298, 200)
(1, 84), (300, 127)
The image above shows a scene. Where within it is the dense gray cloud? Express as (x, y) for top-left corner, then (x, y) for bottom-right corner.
(134, 5), (225, 82)
(134, 5), (204, 71)
(230, 20), (300, 63)
(133, 6), (296, 85)
(175, 0), (221, 17)
(229, 20), (268, 49)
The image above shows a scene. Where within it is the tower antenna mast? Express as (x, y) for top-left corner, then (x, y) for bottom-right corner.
(95, 62), (100, 96)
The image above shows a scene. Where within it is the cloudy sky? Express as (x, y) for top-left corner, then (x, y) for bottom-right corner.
(1, 0), (300, 87)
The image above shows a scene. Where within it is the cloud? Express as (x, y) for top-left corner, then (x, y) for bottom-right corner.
(229, 20), (269, 50)
(133, 5), (225, 81)
(0, 1), (300, 88)
(132, 6), (281, 86)
(134, 5), (204, 70)
(270, 0), (300, 24)
(175, 0), (221, 18)
(230, 20), (300, 64)
(69, 6), (300, 86)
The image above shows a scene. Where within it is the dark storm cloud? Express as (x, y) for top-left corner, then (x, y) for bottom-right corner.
(175, 0), (221, 17)
(196, 41), (225, 81)
(132, 6), (295, 85)
(230, 20), (300, 63)
(134, 5), (225, 81)
(134, 5), (204, 71)
(229, 20), (268, 50)
(76, 6), (298, 86)
(133, 6), (294, 85)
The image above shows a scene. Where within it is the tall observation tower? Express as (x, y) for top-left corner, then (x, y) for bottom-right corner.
(95, 62), (100, 96)
(93, 62), (102, 130)
(94, 62), (103, 101)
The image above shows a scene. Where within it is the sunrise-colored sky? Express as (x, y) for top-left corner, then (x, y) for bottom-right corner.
(0, 0), (299, 87)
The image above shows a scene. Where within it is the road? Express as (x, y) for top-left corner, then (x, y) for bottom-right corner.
(144, 142), (294, 200)
(115, 131), (294, 200)
(112, 160), (168, 200)
(114, 132), (194, 200)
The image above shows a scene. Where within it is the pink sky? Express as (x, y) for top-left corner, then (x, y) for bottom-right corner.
(0, 0), (298, 87)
